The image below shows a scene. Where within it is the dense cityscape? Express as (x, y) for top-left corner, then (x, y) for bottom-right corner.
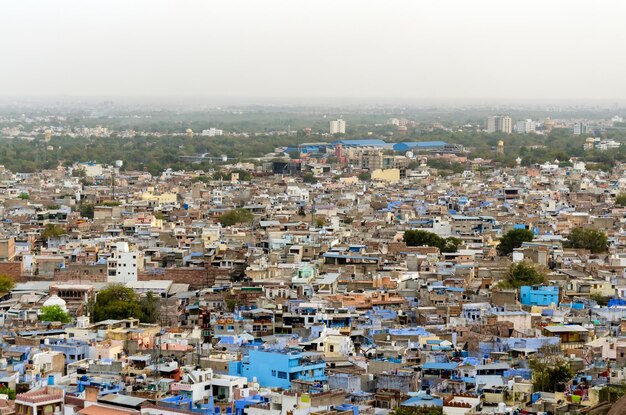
(2, 1), (626, 415)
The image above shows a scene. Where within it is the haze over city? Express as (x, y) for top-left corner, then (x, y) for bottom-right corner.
(3, 2), (626, 415)
(2, 0), (626, 103)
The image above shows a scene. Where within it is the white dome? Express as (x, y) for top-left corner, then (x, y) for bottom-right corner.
(42, 295), (67, 312)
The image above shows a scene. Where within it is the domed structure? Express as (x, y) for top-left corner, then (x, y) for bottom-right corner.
(42, 294), (67, 312)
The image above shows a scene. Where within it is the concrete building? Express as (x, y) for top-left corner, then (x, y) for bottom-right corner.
(487, 115), (512, 134)
(201, 128), (223, 137)
(520, 285), (559, 306)
(573, 122), (588, 135)
(515, 119), (536, 134)
(232, 350), (326, 389)
(0, 236), (15, 261)
(107, 242), (143, 283)
(330, 119), (346, 135)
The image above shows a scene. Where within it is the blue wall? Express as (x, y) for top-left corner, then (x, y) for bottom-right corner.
(520, 285), (559, 306)
(232, 350), (326, 389)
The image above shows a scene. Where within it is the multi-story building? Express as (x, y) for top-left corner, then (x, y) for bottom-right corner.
(520, 285), (559, 306)
(487, 115), (512, 133)
(573, 122), (588, 135)
(329, 119), (346, 135)
(107, 242), (142, 283)
(0, 236), (15, 261)
(515, 119), (536, 134)
(201, 128), (223, 137)
(233, 349), (326, 389)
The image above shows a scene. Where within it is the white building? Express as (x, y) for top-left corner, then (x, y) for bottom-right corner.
(201, 128), (223, 137)
(75, 162), (103, 177)
(573, 122), (588, 135)
(330, 119), (346, 134)
(487, 115), (512, 134)
(170, 366), (247, 403)
(514, 119), (536, 134)
(107, 242), (143, 283)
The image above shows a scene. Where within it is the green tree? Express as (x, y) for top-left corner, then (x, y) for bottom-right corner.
(80, 203), (95, 219)
(219, 208), (254, 227)
(403, 230), (461, 253)
(0, 274), (15, 293)
(39, 305), (72, 323)
(529, 357), (573, 393)
(441, 237), (462, 253)
(564, 227), (609, 253)
(72, 167), (86, 177)
(497, 228), (535, 256)
(18, 192), (29, 200)
(498, 262), (546, 289)
(91, 284), (144, 322)
(140, 291), (160, 324)
(302, 173), (317, 184)
(590, 292), (610, 306)
(226, 298), (237, 312)
(404, 230), (443, 247)
(357, 172), (371, 181)
(0, 386), (16, 400)
(616, 193), (626, 207)
(41, 224), (65, 240)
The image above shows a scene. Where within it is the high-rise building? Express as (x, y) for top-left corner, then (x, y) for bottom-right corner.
(487, 115), (512, 134)
(515, 119), (536, 134)
(330, 119), (346, 134)
(501, 116), (512, 134)
(487, 116), (498, 133)
(573, 122), (588, 135)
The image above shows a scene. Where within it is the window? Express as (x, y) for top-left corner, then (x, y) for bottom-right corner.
(271, 370), (276, 376)
(277, 371), (287, 379)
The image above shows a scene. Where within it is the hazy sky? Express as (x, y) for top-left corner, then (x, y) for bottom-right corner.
(1, 0), (625, 102)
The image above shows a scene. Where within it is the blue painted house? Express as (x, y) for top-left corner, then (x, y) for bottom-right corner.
(47, 339), (90, 364)
(520, 285), (559, 306)
(231, 350), (326, 389)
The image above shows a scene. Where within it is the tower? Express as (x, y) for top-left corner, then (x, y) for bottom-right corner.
(44, 130), (52, 142)
(497, 140), (504, 154)
(186, 128), (193, 138)
(330, 119), (346, 134)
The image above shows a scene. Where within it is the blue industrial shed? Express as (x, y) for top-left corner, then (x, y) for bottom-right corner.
(393, 141), (448, 152)
(332, 139), (390, 148)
